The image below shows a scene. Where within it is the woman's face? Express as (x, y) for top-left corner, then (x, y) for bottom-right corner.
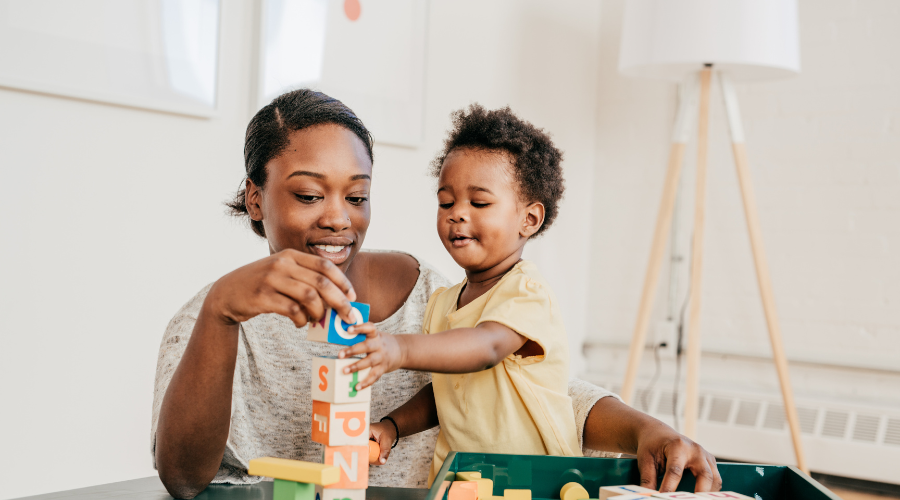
(248, 124), (373, 272)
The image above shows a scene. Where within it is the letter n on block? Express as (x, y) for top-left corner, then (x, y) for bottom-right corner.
(324, 445), (369, 489)
(311, 357), (372, 404)
(311, 401), (370, 447)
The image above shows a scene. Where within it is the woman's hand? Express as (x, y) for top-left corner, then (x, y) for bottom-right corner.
(368, 421), (397, 465)
(582, 396), (722, 493)
(206, 248), (357, 329)
(633, 420), (721, 493)
(337, 323), (405, 390)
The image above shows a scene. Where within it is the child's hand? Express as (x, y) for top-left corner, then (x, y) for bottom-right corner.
(368, 421), (397, 465)
(338, 322), (404, 390)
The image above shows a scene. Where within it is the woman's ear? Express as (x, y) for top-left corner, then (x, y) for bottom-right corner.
(520, 202), (545, 238)
(246, 179), (264, 221)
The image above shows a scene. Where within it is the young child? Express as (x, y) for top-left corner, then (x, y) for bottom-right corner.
(338, 104), (579, 482)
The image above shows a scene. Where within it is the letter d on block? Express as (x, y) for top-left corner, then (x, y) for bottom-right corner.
(324, 445), (369, 489)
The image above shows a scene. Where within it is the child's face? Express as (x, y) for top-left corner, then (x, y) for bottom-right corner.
(436, 148), (541, 273)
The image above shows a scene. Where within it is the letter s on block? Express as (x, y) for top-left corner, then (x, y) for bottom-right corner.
(319, 365), (329, 391)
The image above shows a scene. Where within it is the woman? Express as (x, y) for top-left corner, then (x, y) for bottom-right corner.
(152, 89), (721, 499)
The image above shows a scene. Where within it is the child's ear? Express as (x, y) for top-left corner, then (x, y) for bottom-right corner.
(246, 179), (264, 221)
(520, 202), (545, 238)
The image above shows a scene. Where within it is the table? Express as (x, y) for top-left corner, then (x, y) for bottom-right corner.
(15, 477), (427, 500)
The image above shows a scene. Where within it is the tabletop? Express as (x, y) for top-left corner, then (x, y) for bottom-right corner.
(15, 476), (428, 500)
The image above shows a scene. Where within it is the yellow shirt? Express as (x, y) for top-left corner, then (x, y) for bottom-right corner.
(424, 260), (581, 484)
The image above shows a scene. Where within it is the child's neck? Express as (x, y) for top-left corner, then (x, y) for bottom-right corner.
(458, 249), (524, 309)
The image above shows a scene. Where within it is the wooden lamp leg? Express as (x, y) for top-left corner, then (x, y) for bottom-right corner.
(682, 66), (713, 439)
(622, 76), (700, 405)
(719, 72), (809, 473)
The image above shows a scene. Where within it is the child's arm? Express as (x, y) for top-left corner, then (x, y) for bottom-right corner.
(370, 383), (440, 464)
(338, 321), (529, 389)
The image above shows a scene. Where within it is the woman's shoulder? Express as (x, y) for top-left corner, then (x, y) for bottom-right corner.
(360, 250), (452, 293)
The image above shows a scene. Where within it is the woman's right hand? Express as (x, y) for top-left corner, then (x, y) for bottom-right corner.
(204, 248), (357, 329)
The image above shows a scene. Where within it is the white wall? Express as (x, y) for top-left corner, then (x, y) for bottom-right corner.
(0, 1), (603, 498)
(585, 0), (900, 410)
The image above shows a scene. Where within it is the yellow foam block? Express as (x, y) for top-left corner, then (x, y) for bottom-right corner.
(247, 457), (339, 485)
(504, 489), (531, 500)
(456, 471), (483, 481)
(561, 482), (590, 500)
(473, 478), (493, 499)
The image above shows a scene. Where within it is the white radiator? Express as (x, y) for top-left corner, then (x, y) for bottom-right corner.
(596, 381), (900, 486)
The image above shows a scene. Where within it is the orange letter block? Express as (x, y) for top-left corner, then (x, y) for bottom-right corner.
(311, 401), (370, 447)
(324, 445), (369, 489)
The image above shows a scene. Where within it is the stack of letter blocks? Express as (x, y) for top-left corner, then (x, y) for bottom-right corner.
(309, 302), (373, 500)
(246, 302), (374, 500)
(447, 478), (754, 500)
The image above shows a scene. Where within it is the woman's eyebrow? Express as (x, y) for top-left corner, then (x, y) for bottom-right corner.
(350, 174), (371, 181)
(287, 170), (324, 180)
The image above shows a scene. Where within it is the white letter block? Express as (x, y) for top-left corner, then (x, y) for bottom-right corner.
(312, 357), (371, 404)
(652, 493), (705, 500)
(600, 486), (657, 500)
(322, 489), (366, 500)
(697, 493), (753, 499)
(311, 401), (370, 446)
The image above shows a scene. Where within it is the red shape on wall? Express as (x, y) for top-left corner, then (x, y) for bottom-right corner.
(344, 0), (361, 21)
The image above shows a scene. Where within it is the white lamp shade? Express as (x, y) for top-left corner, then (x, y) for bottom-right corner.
(619, 0), (800, 82)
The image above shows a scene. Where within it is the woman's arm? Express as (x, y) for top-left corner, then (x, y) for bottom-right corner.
(155, 249), (356, 499)
(581, 392), (722, 493)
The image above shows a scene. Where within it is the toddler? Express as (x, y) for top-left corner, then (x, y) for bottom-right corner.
(339, 104), (580, 482)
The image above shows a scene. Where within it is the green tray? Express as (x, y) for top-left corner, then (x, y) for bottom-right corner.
(426, 452), (841, 500)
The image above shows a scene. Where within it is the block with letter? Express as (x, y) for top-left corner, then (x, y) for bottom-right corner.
(652, 493), (705, 500)
(324, 445), (369, 489)
(311, 401), (370, 446)
(448, 482), (479, 500)
(308, 302), (370, 347)
(599, 485), (657, 500)
(311, 357), (372, 404)
(609, 495), (654, 500)
(696, 493), (753, 499)
(247, 457), (339, 485)
(322, 488), (366, 500)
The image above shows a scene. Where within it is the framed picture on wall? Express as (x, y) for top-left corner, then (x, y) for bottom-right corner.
(257, 0), (427, 147)
(0, 0), (220, 118)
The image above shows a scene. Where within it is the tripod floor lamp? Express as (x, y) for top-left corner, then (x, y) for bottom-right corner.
(616, 0), (808, 473)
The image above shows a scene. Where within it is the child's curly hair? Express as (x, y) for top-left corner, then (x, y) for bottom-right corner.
(430, 104), (565, 237)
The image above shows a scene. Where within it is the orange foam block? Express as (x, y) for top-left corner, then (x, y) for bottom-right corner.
(324, 445), (369, 489)
(449, 482), (479, 500)
(368, 440), (380, 464)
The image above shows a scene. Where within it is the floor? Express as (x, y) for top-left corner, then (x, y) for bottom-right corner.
(832, 487), (900, 500)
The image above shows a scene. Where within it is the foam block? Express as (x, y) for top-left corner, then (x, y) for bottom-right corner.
(561, 482), (590, 500)
(324, 445), (369, 489)
(504, 490), (531, 500)
(608, 495), (653, 500)
(368, 440), (380, 464)
(311, 401), (370, 446)
(696, 493), (753, 499)
(449, 482), (479, 500)
(456, 471), (482, 481)
(312, 357), (372, 404)
(321, 489), (366, 500)
(308, 302), (370, 346)
(247, 457), (339, 485)
(473, 478), (493, 499)
(273, 479), (316, 500)
(652, 493), (705, 499)
(599, 485), (657, 499)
